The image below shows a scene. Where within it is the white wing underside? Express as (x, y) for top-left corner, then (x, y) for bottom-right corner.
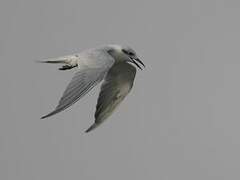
(41, 68), (107, 119)
(41, 50), (115, 119)
(41, 49), (137, 133)
(85, 63), (136, 132)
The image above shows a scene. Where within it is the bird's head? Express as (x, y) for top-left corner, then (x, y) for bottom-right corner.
(106, 44), (145, 70)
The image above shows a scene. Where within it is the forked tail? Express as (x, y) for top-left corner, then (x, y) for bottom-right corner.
(36, 56), (78, 70)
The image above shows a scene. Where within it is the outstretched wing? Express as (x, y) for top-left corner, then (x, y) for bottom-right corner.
(41, 68), (107, 119)
(41, 50), (115, 119)
(85, 63), (136, 133)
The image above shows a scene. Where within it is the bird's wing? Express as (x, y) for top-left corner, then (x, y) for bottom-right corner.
(85, 63), (136, 133)
(41, 68), (106, 119)
(41, 50), (115, 119)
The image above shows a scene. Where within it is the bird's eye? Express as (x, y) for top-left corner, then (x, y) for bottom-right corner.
(122, 49), (135, 56)
(128, 52), (134, 56)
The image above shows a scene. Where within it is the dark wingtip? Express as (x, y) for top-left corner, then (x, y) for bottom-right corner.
(41, 115), (48, 119)
(85, 123), (98, 133)
(40, 111), (56, 119)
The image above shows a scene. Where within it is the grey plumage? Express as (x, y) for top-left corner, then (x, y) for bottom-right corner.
(39, 44), (145, 133)
(86, 63), (136, 132)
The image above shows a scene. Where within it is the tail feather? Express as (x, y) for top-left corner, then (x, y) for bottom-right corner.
(36, 60), (66, 64)
(36, 55), (78, 69)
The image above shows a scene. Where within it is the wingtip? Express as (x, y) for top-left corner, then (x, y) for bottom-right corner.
(85, 123), (98, 133)
(40, 107), (68, 120)
(40, 115), (48, 119)
(40, 111), (56, 119)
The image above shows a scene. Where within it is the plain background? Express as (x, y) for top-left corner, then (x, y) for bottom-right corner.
(1, 0), (240, 179)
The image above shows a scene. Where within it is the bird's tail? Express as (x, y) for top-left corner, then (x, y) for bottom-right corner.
(36, 56), (78, 70)
(36, 57), (67, 64)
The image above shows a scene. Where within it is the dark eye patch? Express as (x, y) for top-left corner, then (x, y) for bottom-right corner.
(122, 49), (134, 56)
(128, 52), (134, 56)
(122, 49), (128, 54)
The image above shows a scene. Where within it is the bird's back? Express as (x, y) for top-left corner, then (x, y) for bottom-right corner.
(76, 47), (115, 70)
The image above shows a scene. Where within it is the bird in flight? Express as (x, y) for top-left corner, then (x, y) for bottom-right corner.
(39, 44), (145, 133)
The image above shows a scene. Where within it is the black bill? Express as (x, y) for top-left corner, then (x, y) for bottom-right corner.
(130, 57), (145, 70)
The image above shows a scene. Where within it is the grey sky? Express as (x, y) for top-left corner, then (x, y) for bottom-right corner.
(1, 0), (240, 179)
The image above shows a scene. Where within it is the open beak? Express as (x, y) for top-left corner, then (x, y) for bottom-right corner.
(130, 57), (145, 70)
